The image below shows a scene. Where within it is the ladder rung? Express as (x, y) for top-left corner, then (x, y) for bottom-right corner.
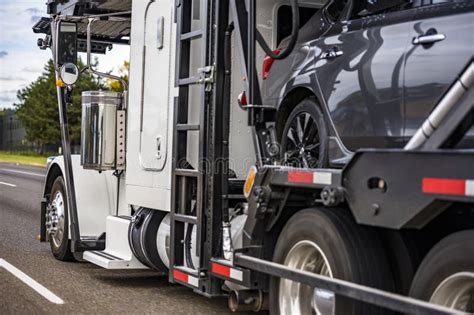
(180, 30), (202, 41)
(179, 76), (200, 86)
(176, 124), (200, 131)
(173, 214), (198, 225)
(175, 169), (199, 177)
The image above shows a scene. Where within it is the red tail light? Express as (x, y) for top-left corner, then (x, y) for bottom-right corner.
(262, 49), (281, 80)
(238, 91), (248, 108)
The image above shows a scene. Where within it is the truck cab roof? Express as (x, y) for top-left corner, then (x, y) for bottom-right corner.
(33, 0), (132, 53)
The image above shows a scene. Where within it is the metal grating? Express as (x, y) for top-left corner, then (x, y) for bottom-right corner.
(96, 0), (132, 12)
(77, 20), (131, 39)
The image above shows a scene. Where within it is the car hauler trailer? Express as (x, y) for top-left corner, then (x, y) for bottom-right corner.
(33, 0), (473, 313)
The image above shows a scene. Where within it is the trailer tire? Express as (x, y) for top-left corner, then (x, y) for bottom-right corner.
(269, 208), (394, 315)
(383, 230), (422, 295)
(47, 176), (75, 261)
(280, 99), (328, 168)
(409, 230), (474, 312)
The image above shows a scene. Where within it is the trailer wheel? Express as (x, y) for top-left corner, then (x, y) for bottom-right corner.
(46, 176), (74, 261)
(270, 208), (394, 315)
(280, 99), (328, 168)
(409, 230), (474, 312)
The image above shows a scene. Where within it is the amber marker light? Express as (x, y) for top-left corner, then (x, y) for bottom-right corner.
(244, 165), (258, 199)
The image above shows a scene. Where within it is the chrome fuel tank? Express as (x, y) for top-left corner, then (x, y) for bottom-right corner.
(81, 91), (123, 171)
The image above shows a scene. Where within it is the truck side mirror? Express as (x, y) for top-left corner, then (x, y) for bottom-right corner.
(60, 63), (80, 86)
(57, 21), (78, 65)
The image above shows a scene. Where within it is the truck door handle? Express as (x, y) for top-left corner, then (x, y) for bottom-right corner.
(321, 47), (343, 60)
(413, 33), (446, 45)
(156, 135), (162, 159)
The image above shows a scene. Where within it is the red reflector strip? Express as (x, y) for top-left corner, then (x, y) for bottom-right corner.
(212, 262), (230, 277)
(288, 171), (332, 185)
(422, 178), (474, 197)
(173, 270), (198, 287)
(173, 270), (188, 283)
(288, 171), (313, 184)
(211, 262), (243, 281)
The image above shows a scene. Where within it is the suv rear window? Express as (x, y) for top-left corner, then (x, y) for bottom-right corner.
(350, 0), (413, 19)
(277, 5), (319, 46)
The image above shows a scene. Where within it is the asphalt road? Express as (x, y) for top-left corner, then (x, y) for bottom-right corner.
(0, 162), (240, 314)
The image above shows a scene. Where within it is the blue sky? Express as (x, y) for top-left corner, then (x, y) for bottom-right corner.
(0, 0), (129, 109)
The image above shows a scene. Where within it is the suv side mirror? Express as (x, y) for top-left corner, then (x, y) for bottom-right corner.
(57, 22), (77, 65)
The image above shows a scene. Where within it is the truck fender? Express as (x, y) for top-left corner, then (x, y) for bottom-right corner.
(42, 155), (117, 240)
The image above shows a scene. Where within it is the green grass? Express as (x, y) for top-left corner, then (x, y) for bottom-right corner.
(0, 151), (49, 167)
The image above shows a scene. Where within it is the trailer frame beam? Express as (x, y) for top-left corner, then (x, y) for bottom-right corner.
(234, 254), (458, 315)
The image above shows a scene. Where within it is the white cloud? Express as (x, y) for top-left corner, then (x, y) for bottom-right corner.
(25, 8), (40, 14)
(0, 76), (26, 81)
(0, 94), (16, 104)
(0, 0), (130, 108)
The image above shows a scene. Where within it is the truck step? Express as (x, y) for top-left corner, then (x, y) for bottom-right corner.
(83, 250), (147, 269)
(83, 216), (148, 270)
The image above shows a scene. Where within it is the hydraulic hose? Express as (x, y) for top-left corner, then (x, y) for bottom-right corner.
(256, 0), (300, 60)
(185, 202), (197, 269)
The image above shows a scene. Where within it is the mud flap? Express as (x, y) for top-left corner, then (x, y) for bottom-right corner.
(40, 198), (48, 242)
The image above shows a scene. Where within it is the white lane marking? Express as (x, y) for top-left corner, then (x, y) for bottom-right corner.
(0, 181), (17, 187)
(0, 259), (64, 304)
(0, 168), (44, 177)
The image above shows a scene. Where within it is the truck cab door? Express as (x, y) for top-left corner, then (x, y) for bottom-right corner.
(126, 0), (175, 210)
(403, 1), (474, 141)
(139, 0), (172, 171)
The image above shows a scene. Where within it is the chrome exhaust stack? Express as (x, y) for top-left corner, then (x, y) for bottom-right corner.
(228, 290), (269, 313)
(405, 61), (473, 150)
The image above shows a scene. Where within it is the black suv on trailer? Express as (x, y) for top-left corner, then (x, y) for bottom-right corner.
(262, 0), (473, 168)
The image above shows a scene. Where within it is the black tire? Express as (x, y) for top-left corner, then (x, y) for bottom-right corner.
(270, 208), (395, 315)
(409, 230), (474, 312)
(48, 176), (75, 261)
(280, 98), (328, 168)
(383, 230), (422, 295)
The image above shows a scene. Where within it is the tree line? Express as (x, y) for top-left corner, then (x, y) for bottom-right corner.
(14, 59), (128, 153)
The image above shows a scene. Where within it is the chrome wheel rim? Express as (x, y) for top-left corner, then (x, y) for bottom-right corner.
(46, 190), (66, 248)
(430, 272), (474, 312)
(279, 240), (335, 315)
(283, 112), (320, 168)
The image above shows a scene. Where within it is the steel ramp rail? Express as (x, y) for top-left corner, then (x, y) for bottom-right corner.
(234, 254), (460, 315)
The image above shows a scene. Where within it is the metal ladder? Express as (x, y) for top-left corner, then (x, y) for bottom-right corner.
(170, 0), (211, 292)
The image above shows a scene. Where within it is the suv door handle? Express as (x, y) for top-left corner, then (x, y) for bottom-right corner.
(413, 33), (446, 45)
(322, 47), (343, 60)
